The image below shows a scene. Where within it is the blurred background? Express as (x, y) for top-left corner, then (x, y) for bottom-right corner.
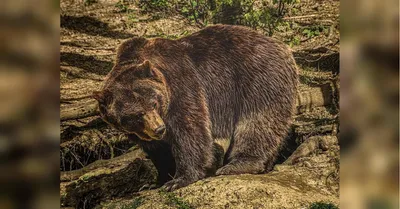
(340, 0), (399, 208)
(0, 0), (60, 208)
(0, 0), (398, 208)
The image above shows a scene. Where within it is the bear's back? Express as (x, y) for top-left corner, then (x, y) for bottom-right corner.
(112, 25), (298, 138)
(172, 25), (298, 138)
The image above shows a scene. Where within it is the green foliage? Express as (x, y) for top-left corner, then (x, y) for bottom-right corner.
(308, 202), (338, 209)
(159, 189), (193, 209)
(241, 1), (283, 36)
(180, 0), (299, 35)
(84, 0), (96, 6)
(273, 0), (297, 16)
(81, 175), (90, 182)
(180, 30), (189, 37)
(139, 0), (172, 13)
(288, 36), (300, 47)
(291, 7), (299, 15)
(133, 0), (302, 36)
(178, 0), (211, 26)
(302, 25), (325, 38)
(121, 197), (144, 209)
(299, 74), (313, 85)
(115, 1), (129, 13)
(115, 0), (137, 26)
(128, 14), (139, 23)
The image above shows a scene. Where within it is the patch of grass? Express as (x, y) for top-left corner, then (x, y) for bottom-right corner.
(308, 202), (338, 209)
(115, 1), (127, 12)
(144, 29), (189, 40)
(79, 174), (91, 182)
(84, 0), (96, 6)
(302, 25), (327, 38)
(159, 188), (193, 209)
(115, 0), (135, 13)
(121, 197), (144, 209)
(139, 0), (171, 13)
(299, 74), (314, 85)
(288, 36), (301, 47)
(128, 14), (139, 23)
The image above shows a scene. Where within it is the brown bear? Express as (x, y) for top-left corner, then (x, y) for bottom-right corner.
(93, 25), (298, 191)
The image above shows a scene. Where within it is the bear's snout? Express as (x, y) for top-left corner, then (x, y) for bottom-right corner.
(154, 125), (166, 136)
(142, 110), (165, 140)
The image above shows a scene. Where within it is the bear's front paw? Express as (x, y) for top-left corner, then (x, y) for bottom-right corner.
(216, 164), (238, 176)
(162, 177), (194, 191)
(216, 160), (265, 175)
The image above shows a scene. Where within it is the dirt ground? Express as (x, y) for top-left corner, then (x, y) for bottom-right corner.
(60, 0), (339, 208)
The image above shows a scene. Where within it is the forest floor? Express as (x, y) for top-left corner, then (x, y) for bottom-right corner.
(60, 0), (340, 208)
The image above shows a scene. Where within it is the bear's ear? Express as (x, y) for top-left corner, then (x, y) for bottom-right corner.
(137, 60), (154, 77)
(142, 60), (152, 69)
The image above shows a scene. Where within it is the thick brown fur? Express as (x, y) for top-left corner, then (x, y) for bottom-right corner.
(93, 25), (298, 191)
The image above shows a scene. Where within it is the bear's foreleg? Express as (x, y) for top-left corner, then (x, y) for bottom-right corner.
(128, 135), (176, 186)
(162, 107), (214, 191)
(141, 141), (176, 186)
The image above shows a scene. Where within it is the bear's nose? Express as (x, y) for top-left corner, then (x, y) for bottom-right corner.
(154, 125), (166, 136)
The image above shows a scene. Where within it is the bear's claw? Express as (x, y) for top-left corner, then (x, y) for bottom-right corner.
(162, 177), (192, 191)
(216, 164), (237, 176)
(138, 183), (158, 192)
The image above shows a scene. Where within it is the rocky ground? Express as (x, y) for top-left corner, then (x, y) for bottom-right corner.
(60, 0), (340, 208)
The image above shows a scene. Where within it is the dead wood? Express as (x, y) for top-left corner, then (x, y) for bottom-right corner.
(283, 135), (338, 165)
(61, 100), (99, 121)
(60, 127), (136, 171)
(60, 95), (93, 103)
(60, 149), (157, 208)
(60, 143), (225, 208)
(296, 83), (333, 114)
(293, 116), (338, 138)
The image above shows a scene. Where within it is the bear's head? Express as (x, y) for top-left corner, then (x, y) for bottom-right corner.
(93, 60), (170, 141)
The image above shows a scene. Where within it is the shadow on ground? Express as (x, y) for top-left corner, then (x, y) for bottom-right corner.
(61, 15), (132, 39)
(61, 52), (113, 76)
(275, 127), (299, 165)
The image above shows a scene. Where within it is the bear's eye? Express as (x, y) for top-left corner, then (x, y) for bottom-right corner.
(105, 114), (117, 125)
(136, 112), (144, 118)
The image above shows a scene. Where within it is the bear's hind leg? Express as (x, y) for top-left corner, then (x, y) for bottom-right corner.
(216, 113), (288, 175)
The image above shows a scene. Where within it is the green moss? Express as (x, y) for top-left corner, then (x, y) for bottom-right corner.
(159, 189), (193, 209)
(309, 202), (338, 209)
(80, 174), (91, 182)
(84, 0), (97, 6)
(121, 197), (144, 209)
